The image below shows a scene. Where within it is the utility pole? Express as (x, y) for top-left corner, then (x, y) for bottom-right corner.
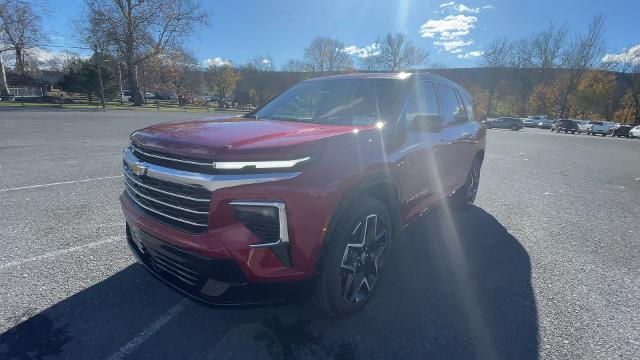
(118, 62), (124, 105)
(94, 46), (106, 109)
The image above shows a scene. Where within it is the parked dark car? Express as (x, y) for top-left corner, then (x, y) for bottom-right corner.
(484, 117), (523, 131)
(537, 119), (553, 129)
(611, 124), (632, 137)
(120, 72), (486, 316)
(551, 119), (578, 134)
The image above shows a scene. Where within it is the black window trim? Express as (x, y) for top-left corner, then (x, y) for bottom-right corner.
(434, 83), (469, 126)
(398, 80), (440, 128)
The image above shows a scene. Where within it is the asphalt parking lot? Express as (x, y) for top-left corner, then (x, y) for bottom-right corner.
(1, 109), (639, 360)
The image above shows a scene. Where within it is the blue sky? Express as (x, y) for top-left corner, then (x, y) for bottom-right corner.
(42, 0), (639, 69)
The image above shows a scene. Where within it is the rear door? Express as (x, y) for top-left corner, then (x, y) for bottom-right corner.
(434, 83), (476, 192)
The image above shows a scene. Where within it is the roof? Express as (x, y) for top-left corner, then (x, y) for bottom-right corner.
(309, 72), (438, 81)
(306, 71), (468, 96)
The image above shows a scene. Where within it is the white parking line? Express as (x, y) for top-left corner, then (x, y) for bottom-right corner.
(106, 299), (189, 360)
(1, 151), (122, 163)
(0, 236), (120, 271)
(0, 175), (121, 192)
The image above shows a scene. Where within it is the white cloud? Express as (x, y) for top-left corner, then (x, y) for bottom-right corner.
(5, 48), (85, 70)
(260, 58), (271, 65)
(421, 3), (494, 57)
(433, 39), (474, 52)
(454, 4), (481, 13)
(203, 57), (232, 67)
(439, 2), (492, 14)
(439, 1), (455, 9)
(343, 42), (381, 58)
(419, 14), (477, 39)
(457, 50), (484, 59)
(602, 44), (640, 64)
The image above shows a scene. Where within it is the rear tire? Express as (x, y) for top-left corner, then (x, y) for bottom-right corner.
(450, 155), (482, 209)
(313, 196), (392, 317)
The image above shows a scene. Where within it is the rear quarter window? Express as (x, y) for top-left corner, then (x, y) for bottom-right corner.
(435, 84), (467, 124)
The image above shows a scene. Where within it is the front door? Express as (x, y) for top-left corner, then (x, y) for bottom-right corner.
(394, 81), (447, 220)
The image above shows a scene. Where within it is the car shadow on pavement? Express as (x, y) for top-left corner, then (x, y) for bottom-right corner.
(0, 206), (538, 360)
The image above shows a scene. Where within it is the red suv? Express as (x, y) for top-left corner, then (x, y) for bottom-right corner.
(120, 73), (486, 316)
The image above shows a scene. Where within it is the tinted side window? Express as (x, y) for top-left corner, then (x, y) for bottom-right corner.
(455, 91), (469, 122)
(403, 81), (439, 125)
(436, 84), (466, 124)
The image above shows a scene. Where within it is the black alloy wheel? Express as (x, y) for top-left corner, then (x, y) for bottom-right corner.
(465, 158), (481, 206)
(339, 214), (389, 304)
(313, 196), (392, 317)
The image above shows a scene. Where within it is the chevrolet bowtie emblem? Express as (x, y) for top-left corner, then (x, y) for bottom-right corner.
(130, 162), (148, 176)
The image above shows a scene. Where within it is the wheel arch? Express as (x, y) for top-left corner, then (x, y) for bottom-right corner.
(314, 173), (400, 274)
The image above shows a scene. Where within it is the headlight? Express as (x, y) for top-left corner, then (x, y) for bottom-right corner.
(214, 157), (310, 170)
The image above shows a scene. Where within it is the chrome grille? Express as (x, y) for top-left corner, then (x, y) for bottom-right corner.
(123, 160), (211, 233)
(130, 142), (216, 174)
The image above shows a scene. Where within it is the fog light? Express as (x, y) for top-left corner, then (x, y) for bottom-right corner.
(231, 201), (289, 246)
(230, 201), (292, 267)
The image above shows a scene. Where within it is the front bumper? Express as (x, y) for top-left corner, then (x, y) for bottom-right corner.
(126, 224), (313, 306)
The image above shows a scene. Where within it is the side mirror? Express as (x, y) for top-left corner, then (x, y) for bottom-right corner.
(409, 114), (445, 133)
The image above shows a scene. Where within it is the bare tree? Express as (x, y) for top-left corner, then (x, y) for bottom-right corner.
(508, 38), (534, 116)
(207, 64), (239, 107)
(84, 0), (208, 105)
(249, 54), (274, 72)
(303, 37), (352, 74)
(0, 1), (47, 74)
(159, 47), (199, 106)
(531, 22), (568, 85)
(605, 45), (640, 124)
(557, 15), (606, 119)
(282, 59), (309, 72)
(372, 33), (427, 72)
(481, 37), (510, 117)
(75, 12), (114, 108)
(359, 54), (381, 71)
(0, 1), (9, 96)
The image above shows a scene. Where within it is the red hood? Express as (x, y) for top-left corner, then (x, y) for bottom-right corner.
(130, 116), (378, 160)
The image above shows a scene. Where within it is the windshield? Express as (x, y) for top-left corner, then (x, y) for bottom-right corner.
(251, 79), (407, 126)
(590, 121), (603, 125)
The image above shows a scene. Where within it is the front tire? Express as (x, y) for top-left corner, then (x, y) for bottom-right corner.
(313, 196), (391, 317)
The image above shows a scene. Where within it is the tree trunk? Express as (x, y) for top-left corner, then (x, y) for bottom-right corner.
(558, 87), (571, 119)
(15, 46), (25, 74)
(126, 62), (142, 106)
(0, 53), (9, 98)
(125, 0), (143, 106)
